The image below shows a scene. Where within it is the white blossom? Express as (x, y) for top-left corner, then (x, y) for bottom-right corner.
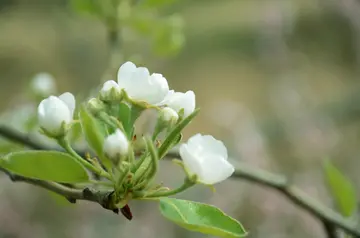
(37, 92), (75, 136)
(179, 133), (234, 184)
(159, 90), (195, 117)
(117, 61), (169, 104)
(31, 73), (56, 96)
(103, 129), (129, 159)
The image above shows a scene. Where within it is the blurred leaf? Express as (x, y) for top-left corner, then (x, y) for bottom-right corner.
(0, 151), (89, 183)
(324, 159), (357, 217)
(70, 0), (103, 16)
(152, 30), (184, 56)
(159, 198), (247, 237)
(151, 16), (184, 56)
(141, 0), (177, 8)
(69, 121), (83, 144)
(79, 106), (112, 170)
(129, 14), (157, 35)
(24, 115), (38, 132)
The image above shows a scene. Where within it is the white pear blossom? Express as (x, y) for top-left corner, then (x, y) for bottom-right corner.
(100, 80), (121, 100)
(179, 133), (234, 185)
(160, 107), (179, 123)
(103, 129), (129, 159)
(31, 73), (56, 96)
(37, 92), (75, 136)
(117, 61), (169, 104)
(159, 90), (195, 117)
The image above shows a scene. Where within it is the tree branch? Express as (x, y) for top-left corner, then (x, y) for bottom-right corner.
(0, 167), (115, 211)
(0, 125), (359, 237)
(322, 220), (340, 238)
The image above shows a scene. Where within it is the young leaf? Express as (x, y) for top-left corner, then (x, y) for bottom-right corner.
(0, 151), (89, 183)
(159, 198), (247, 237)
(324, 159), (357, 217)
(158, 108), (199, 159)
(79, 106), (112, 170)
(118, 102), (132, 139)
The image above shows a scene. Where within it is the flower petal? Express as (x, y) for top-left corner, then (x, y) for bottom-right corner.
(103, 129), (129, 158)
(119, 67), (150, 98)
(117, 61), (137, 83)
(38, 96), (71, 134)
(197, 155), (235, 184)
(179, 144), (204, 178)
(58, 92), (76, 117)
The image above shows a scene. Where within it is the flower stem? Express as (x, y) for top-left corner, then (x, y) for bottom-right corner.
(135, 179), (195, 198)
(58, 138), (112, 181)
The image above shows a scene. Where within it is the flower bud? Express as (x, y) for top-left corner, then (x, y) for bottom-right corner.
(103, 129), (129, 161)
(87, 97), (104, 114)
(159, 107), (179, 129)
(100, 80), (121, 101)
(160, 107), (179, 123)
(37, 92), (75, 137)
(31, 73), (56, 96)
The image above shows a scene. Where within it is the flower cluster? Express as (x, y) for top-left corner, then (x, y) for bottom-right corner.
(36, 61), (235, 203)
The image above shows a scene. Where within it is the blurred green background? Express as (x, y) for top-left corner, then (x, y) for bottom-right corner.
(0, 0), (360, 237)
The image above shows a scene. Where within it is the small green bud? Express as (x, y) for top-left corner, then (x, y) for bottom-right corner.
(87, 97), (104, 114)
(160, 107), (179, 126)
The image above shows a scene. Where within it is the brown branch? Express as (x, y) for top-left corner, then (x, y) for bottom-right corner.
(0, 167), (116, 212)
(0, 125), (359, 237)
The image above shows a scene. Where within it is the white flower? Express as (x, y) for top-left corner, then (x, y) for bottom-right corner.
(31, 73), (56, 96)
(179, 134), (234, 185)
(100, 80), (121, 100)
(117, 61), (169, 104)
(160, 107), (179, 123)
(37, 92), (75, 136)
(103, 129), (129, 159)
(160, 90), (195, 117)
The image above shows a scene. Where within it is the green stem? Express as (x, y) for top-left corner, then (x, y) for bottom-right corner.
(144, 137), (159, 182)
(116, 165), (130, 192)
(152, 122), (163, 141)
(158, 109), (200, 159)
(137, 180), (195, 198)
(59, 138), (112, 181)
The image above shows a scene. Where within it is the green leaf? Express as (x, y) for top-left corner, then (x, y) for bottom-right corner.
(69, 121), (83, 143)
(79, 106), (112, 170)
(324, 159), (357, 217)
(159, 198), (247, 237)
(118, 102), (133, 139)
(0, 151), (89, 183)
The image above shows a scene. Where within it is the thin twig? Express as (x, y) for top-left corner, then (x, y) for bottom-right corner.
(0, 167), (113, 209)
(0, 125), (359, 237)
